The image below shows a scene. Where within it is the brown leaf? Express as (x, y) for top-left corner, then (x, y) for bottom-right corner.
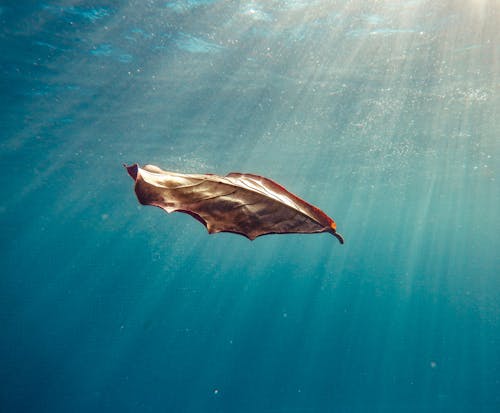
(125, 163), (344, 244)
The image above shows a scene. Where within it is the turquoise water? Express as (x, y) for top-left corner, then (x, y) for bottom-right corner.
(1, 1), (499, 412)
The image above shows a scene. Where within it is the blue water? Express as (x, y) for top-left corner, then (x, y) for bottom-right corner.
(1, 1), (499, 412)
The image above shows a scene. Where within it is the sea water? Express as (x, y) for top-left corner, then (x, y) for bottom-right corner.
(1, 1), (498, 412)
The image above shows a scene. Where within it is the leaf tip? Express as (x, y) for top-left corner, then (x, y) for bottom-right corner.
(333, 231), (344, 244)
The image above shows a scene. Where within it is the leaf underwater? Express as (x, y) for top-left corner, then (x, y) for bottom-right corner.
(125, 164), (344, 244)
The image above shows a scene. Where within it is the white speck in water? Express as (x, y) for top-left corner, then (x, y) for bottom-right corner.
(213, 389), (219, 395)
(430, 361), (437, 368)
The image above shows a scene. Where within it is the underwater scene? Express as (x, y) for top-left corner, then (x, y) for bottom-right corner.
(1, 1), (499, 412)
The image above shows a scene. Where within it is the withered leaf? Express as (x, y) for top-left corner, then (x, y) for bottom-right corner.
(125, 164), (344, 244)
